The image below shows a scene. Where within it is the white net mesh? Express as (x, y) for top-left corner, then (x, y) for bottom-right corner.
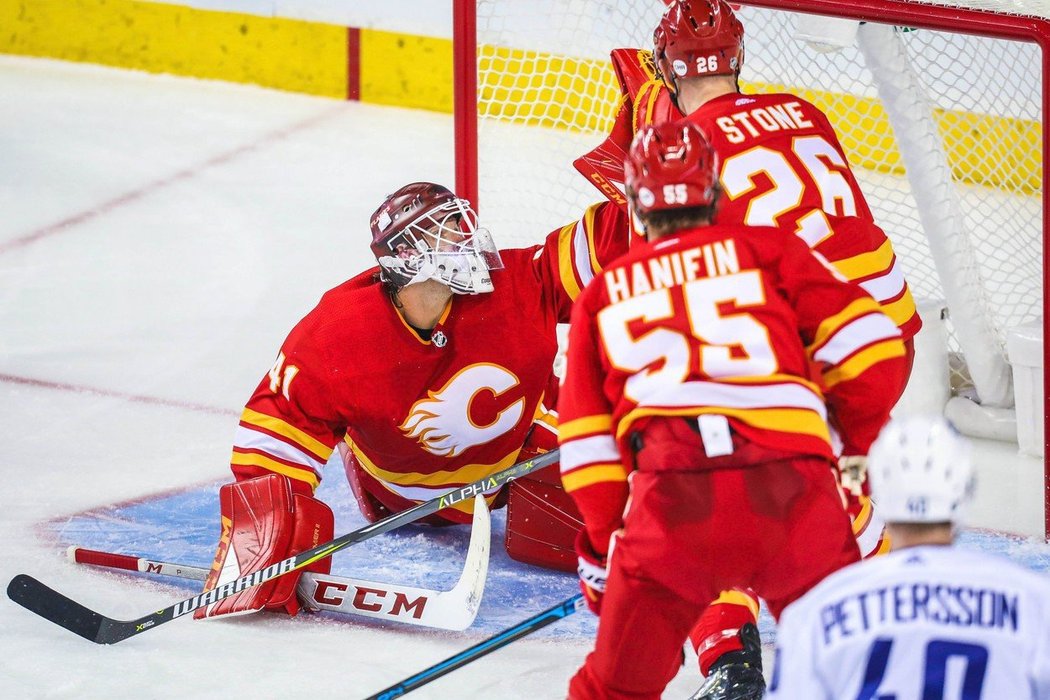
(473, 0), (660, 244)
(471, 0), (1044, 407)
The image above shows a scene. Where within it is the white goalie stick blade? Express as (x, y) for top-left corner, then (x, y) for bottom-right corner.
(298, 493), (491, 630)
(66, 494), (492, 631)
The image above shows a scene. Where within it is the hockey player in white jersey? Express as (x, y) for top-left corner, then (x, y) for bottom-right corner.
(766, 415), (1050, 699)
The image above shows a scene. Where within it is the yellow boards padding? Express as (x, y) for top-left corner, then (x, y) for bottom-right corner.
(358, 29), (453, 112)
(0, 0), (348, 98)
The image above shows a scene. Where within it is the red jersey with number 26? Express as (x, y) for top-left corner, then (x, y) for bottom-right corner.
(575, 49), (920, 341)
(687, 92), (920, 340)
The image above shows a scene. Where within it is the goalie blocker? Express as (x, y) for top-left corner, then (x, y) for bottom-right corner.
(195, 473), (334, 619)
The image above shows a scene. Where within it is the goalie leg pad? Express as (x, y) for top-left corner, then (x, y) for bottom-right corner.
(339, 442), (393, 523)
(504, 470), (582, 573)
(195, 473), (333, 620)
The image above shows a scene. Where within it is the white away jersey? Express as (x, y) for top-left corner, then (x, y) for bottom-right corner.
(766, 545), (1050, 699)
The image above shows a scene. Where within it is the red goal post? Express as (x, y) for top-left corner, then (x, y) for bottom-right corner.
(452, 0), (1049, 539)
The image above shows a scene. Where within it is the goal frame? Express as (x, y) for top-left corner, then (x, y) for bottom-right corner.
(451, 0), (1050, 539)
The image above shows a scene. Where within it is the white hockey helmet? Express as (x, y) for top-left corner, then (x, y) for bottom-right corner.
(868, 415), (976, 524)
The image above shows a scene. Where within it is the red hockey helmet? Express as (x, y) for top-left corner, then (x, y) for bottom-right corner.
(625, 121), (718, 216)
(369, 182), (502, 294)
(654, 0), (744, 91)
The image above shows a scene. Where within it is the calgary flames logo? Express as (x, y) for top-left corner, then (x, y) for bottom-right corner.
(400, 364), (525, 458)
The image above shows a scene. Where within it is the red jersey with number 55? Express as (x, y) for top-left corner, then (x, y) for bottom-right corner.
(558, 223), (907, 525)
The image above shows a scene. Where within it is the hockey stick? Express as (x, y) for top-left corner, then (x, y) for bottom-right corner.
(8, 449), (558, 644)
(65, 492), (491, 631)
(363, 593), (585, 700)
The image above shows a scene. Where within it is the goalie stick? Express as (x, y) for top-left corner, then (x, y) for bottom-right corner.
(65, 492), (491, 631)
(7, 448), (558, 644)
(363, 593), (585, 699)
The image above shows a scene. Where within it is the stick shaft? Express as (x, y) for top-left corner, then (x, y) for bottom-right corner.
(364, 593), (585, 699)
(9, 450), (557, 643)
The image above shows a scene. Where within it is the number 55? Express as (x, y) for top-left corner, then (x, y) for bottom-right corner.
(597, 271), (777, 404)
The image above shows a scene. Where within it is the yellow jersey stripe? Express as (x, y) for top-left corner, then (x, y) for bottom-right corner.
(559, 414), (614, 441)
(811, 298), (884, 350)
(832, 240), (895, 280)
(533, 411), (559, 432)
(583, 203), (602, 279)
(823, 339), (907, 388)
(240, 407), (333, 460)
(562, 463), (628, 492)
(852, 495), (873, 536)
(230, 451), (320, 489)
(557, 222), (583, 300)
(349, 438), (519, 488)
(711, 590), (761, 619)
(881, 288), (919, 328)
(618, 406), (831, 444)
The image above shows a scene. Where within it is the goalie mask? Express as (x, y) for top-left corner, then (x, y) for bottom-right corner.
(369, 182), (503, 295)
(654, 0), (745, 92)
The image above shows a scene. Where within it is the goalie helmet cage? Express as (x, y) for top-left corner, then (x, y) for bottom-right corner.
(451, 0), (1049, 539)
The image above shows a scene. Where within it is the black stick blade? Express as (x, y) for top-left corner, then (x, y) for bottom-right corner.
(8, 574), (106, 644)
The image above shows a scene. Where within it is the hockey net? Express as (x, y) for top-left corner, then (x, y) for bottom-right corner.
(454, 0), (1046, 455)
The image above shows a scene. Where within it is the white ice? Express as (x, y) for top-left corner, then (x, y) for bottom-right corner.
(0, 55), (1045, 699)
(0, 55), (705, 699)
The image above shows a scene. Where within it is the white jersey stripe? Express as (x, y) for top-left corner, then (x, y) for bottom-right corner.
(573, 218), (597, 289)
(637, 380), (827, 420)
(813, 313), (902, 365)
(561, 434), (621, 473)
(232, 425), (327, 472)
(858, 257), (906, 302)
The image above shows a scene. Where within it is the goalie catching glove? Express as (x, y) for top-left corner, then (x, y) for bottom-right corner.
(194, 473), (334, 620)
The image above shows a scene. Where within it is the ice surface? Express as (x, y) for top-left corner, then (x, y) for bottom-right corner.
(1, 55), (1046, 699)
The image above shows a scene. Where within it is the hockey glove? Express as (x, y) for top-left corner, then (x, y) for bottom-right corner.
(575, 529), (609, 615)
(837, 455), (868, 498)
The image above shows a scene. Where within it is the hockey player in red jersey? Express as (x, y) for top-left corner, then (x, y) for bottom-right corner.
(571, 2), (922, 692)
(561, 121), (907, 700)
(194, 182), (631, 620)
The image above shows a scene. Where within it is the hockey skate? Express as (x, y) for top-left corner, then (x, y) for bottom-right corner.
(688, 623), (765, 700)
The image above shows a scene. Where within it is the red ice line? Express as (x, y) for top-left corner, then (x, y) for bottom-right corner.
(0, 372), (237, 417)
(0, 104), (347, 255)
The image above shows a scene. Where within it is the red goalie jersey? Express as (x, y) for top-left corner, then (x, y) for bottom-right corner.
(230, 201), (628, 524)
(575, 50), (921, 342)
(559, 222), (908, 547)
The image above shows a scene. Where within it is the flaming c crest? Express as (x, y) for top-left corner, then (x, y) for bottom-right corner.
(400, 364), (524, 458)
